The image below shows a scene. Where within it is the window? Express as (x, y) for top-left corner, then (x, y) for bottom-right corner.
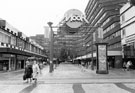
(11, 36), (16, 45)
(0, 29), (11, 44)
(121, 14), (125, 24)
(93, 32), (96, 42)
(101, 18), (110, 27)
(122, 29), (126, 36)
(108, 42), (121, 49)
(104, 31), (121, 42)
(104, 22), (119, 34)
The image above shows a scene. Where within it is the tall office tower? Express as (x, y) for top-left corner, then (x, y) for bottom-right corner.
(85, 0), (128, 68)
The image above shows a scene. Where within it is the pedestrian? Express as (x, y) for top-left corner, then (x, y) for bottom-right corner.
(38, 62), (43, 74)
(85, 61), (88, 69)
(81, 61), (85, 72)
(126, 60), (132, 71)
(24, 61), (33, 83)
(78, 60), (81, 67)
(108, 61), (112, 70)
(123, 61), (127, 71)
(32, 59), (40, 83)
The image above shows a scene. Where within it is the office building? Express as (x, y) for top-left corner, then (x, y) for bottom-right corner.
(84, 0), (127, 68)
(120, 3), (135, 65)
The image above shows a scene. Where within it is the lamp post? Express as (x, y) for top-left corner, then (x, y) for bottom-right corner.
(81, 23), (102, 70)
(91, 33), (94, 70)
(47, 22), (54, 73)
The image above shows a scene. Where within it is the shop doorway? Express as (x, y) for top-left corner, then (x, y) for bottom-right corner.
(108, 56), (115, 68)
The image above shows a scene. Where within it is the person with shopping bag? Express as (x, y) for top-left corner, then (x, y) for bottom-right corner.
(32, 59), (40, 83)
(23, 61), (33, 83)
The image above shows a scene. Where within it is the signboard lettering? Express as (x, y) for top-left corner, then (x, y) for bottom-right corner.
(65, 14), (88, 23)
(63, 9), (89, 29)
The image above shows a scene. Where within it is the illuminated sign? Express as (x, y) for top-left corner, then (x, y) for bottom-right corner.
(63, 9), (89, 28)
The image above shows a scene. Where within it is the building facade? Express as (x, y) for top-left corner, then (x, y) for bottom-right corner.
(30, 34), (49, 48)
(0, 20), (46, 71)
(54, 33), (81, 61)
(84, 0), (127, 68)
(120, 3), (135, 65)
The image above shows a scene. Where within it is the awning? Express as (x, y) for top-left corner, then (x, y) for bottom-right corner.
(75, 50), (122, 59)
(108, 51), (122, 56)
(0, 48), (46, 58)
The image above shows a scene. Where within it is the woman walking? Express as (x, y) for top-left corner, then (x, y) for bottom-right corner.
(32, 59), (40, 83)
(24, 61), (33, 83)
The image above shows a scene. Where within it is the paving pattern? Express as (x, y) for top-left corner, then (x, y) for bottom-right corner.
(0, 63), (135, 93)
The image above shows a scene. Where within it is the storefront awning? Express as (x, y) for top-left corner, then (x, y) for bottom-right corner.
(108, 51), (122, 56)
(75, 51), (122, 60)
(0, 48), (46, 58)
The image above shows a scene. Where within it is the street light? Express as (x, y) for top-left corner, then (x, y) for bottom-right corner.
(84, 43), (90, 68)
(47, 22), (54, 73)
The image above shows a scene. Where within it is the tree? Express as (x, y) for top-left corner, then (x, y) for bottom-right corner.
(59, 48), (68, 61)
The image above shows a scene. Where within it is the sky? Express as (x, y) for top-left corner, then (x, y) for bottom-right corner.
(0, 0), (89, 37)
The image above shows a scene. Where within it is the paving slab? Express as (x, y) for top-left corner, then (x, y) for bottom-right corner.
(0, 63), (135, 93)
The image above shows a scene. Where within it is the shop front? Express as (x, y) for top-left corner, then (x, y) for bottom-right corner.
(0, 57), (9, 71)
(123, 41), (135, 69)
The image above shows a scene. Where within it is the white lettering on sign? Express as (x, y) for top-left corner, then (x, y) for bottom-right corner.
(63, 9), (89, 28)
(65, 14), (89, 23)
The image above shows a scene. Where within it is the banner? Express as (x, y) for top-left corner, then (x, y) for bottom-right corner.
(44, 26), (50, 39)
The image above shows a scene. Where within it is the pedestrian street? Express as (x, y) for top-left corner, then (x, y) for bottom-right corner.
(1, 63), (135, 93)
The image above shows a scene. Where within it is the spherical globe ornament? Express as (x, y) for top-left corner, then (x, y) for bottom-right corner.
(64, 9), (88, 29)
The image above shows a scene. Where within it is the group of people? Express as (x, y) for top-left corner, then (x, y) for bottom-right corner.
(23, 59), (40, 83)
(123, 60), (133, 71)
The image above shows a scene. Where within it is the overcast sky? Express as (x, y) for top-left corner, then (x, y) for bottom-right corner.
(0, 0), (89, 36)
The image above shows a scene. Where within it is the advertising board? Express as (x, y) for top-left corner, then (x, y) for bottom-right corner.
(96, 43), (108, 74)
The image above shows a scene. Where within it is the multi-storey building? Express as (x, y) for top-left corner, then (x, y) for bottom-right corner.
(84, 0), (127, 68)
(30, 34), (49, 48)
(54, 33), (81, 61)
(120, 3), (135, 65)
(0, 19), (46, 71)
(29, 34), (49, 55)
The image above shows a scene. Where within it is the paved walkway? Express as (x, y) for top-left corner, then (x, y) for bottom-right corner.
(83, 65), (135, 79)
(41, 63), (135, 79)
(0, 63), (135, 93)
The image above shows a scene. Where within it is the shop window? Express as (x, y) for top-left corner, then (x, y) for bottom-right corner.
(124, 43), (135, 58)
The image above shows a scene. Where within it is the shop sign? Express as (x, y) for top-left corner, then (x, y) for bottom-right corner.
(63, 9), (89, 28)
